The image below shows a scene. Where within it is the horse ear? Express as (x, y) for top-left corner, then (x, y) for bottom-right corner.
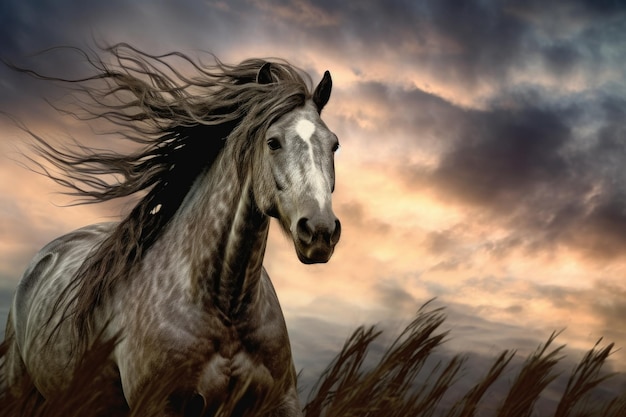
(257, 62), (273, 84)
(313, 70), (332, 113)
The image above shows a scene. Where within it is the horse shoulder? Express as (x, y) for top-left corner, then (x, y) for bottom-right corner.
(10, 223), (116, 390)
(14, 223), (116, 324)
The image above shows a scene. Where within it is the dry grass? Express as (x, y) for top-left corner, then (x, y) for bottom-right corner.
(1, 303), (624, 416)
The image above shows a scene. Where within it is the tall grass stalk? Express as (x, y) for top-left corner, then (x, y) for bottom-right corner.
(0, 304), (622, 416)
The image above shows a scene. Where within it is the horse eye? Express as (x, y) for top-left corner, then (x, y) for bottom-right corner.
(267, 137), (282, 151)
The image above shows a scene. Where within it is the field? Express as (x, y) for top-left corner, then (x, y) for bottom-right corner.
(1, 304), (625, 416)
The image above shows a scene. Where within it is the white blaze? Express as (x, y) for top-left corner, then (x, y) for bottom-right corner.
(295, 119), (315, 142)
(295, 119), (328, 210)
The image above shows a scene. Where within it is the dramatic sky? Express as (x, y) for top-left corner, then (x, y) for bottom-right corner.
(2, 0), (626, 402)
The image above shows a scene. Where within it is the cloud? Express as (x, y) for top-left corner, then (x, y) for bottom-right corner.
(247, 0), (338, 27)
(343, 77), (626, 261)
(430, 277), (626, 368)
(374, 279), (420, 314)
(539, 280), (626, 365)
(2, 0), (626, 389)
(430, 107), (571, 206)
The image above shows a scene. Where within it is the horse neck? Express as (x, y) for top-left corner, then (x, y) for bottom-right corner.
(166, 145), (269, 317)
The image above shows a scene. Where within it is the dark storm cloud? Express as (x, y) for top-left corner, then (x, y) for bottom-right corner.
(347, 74), (626, 259)
(0, 1), (117, 112)
(0, 0), (229, 55)
(432, 106), (571, 205)
(235, 0), (626, 91)
(348, 81), (575, 201)
(421, 0), (621, 82)
(4, 0), (624, 112)
(228, 0), (529, 86)
(0, 0), (251, 113)
(3, 0), (625, 81)
(436, 92), (626, 259)
(425, 0), (626, 86)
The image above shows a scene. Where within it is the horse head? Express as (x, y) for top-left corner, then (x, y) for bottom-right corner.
(253, 65), (341, 264)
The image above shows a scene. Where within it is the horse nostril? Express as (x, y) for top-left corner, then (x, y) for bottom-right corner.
(298, 217), (341, 247)
(331, 219), (341, 245)
(296, 218), (314, 244)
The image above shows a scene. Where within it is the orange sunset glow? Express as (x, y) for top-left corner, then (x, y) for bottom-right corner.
(1, 0), (626, 404)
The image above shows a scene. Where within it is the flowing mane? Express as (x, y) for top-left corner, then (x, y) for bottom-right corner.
(6, 42), (340, 414)
(21, 43), (313, 343)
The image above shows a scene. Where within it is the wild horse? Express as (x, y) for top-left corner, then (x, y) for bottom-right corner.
(2, 45), (341, 416)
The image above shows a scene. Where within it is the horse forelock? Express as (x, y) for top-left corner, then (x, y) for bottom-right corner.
(25, 44), (314, 349)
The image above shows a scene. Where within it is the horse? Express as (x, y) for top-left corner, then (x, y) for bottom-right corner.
(1, 45), (341, 416)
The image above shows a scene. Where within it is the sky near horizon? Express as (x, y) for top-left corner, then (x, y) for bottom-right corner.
(1, 0), (626, 396)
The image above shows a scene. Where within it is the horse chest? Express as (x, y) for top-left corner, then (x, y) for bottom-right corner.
(118, 297), (291, 407)
(197, 347), (274, 402)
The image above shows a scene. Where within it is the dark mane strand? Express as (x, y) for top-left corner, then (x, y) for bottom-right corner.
(16, 43), (312, 351)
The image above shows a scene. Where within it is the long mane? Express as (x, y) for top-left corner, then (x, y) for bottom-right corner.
(17, 43), (312, 346)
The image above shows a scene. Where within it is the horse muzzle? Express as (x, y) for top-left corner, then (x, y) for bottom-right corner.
(293, 214), (341, 264)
